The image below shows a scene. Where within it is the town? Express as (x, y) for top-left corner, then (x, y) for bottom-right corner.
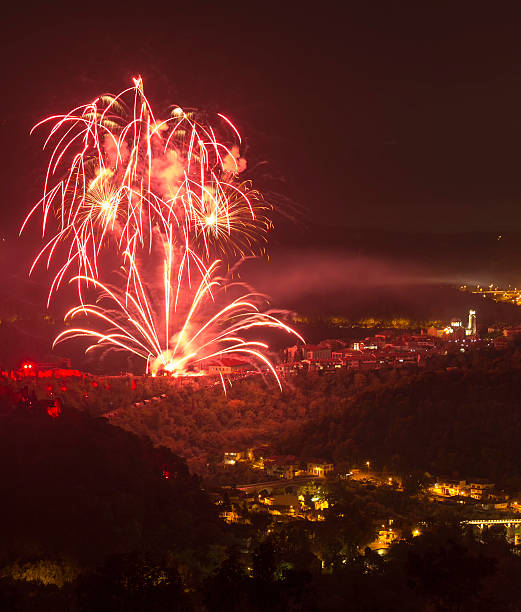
(214, 445), (521, 556)
(9, 307), (521, 386)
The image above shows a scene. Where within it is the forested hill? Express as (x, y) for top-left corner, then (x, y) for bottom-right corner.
(102, 344), (521, 489)
(277, 345), (521, 489)
(0, 409), (225, 576)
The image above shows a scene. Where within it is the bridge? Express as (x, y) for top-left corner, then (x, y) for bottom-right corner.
(236, 476), (320, 495)
(471, 288), (521, 305)
(462, 518), (521, 527)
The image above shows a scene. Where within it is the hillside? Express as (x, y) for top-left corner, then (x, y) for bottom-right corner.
(0, 408), (225, 577)
(278, 344), (521, 490)
(97, 345), (521, 490)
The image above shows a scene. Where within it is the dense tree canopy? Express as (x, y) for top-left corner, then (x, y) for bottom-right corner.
(0, 409), (225, 575)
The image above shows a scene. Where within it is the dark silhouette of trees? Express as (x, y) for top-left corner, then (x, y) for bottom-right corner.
(76, 553), (189, 612)
(0, 408), (226, 582)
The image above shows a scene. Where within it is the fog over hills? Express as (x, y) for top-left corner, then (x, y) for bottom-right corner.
(244, 223), (521, 329)
(2, 226), (521, 368)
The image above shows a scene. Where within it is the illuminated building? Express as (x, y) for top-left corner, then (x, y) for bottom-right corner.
(305, 345), (333, 360)
(466, 309), (477, 336)
(368, 520), (399, 553)
(427, 326), (451, 338)
(430, 478), (495, 500)
(306, 460), (334, 478)
(286, 343), (333, 361)
(430, 479), (468, 497)
(503, 326), (521, 338)
(427, 310), (477, 339)
(468, 479), (494, 500)
(219, 510), (240, 523)
(206, 358), (250, 375)
(262, 493), (300, 515)
(223, 451), (241, 465)
(264, 456), (299, 480)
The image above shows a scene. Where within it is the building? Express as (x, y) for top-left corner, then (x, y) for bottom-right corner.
(206, 358), (250, 375)
(430, 478), (495, 500)
(503, 326), (521, 338)
(223, 449), (254, 465)
(219, 510), (241, 523)
(305, 345), (333, 361)
(427, 326), (450, 338)
(262, 493), (300, 516)
(466, 309), (477, 336)
(494, 336), (510, 350)
(468, 479), (494, 500)
(306, 460), (334, 478)
(264, 456), (299, 480)
(430, 479), (468, 497)
(223, 451), (241, 465)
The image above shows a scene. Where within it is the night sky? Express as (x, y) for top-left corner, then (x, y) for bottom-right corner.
(4, 2), (521, 241)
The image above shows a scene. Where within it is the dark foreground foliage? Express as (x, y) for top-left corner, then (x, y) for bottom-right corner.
(2, 525), (521, 611)
(0, 410), (226, 578)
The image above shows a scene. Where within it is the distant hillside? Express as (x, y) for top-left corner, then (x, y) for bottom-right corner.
(277, 344), (521, 490)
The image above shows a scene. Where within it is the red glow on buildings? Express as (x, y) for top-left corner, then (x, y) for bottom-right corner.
(47, 399), (62, 418)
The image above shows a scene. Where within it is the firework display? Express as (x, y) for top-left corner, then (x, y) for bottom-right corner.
(23, 77), (301, 383)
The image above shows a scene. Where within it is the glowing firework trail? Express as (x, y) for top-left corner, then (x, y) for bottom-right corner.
(22, 78), (257, 292)
(26, 77), (303, 385)
(193, 181), (272, 257)
(54, 255), (303, 388)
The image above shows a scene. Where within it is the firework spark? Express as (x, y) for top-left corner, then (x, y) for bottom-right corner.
(54, 254), (302, 388)
(26, 77), (302, 385)
(22, 78), (255, 288)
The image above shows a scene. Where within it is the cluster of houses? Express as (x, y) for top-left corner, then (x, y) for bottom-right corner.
(277, 335), (436, 376)
(215, 480), (331, 525)
(273, 308), (521, 377)
(428, 477), (512, 510)
(223, 448), (334, 480)
(215, 479), (427, 557)
(214, 461), (521, 556)
(492, 325), (521, 350)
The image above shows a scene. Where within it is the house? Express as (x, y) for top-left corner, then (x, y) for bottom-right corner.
(304, 345), (333, 361)
(468, 479), (495, 500)
(264, 456), (299, 480)
(207, 358), (250, 375)
(430, 479), (468, 497)
(430, 478), (495, 500)
(219, 510), (240, 523)
(262, 493), (300, 516)
(306, 460), (334, 478)
(223, 451), (241, 465)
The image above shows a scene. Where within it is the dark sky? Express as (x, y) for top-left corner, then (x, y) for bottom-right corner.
(3, 1), (521, 237)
